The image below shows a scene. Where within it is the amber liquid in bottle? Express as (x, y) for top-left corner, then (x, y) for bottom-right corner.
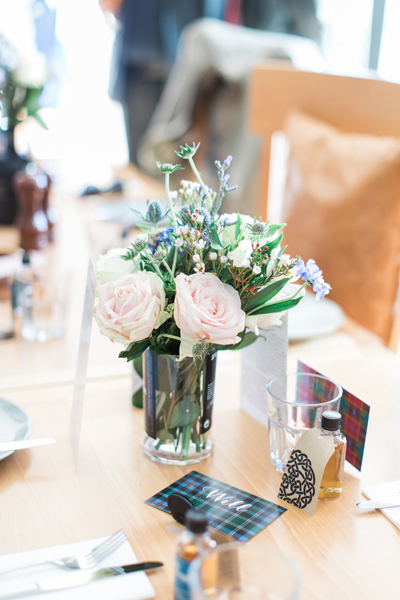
(319, 433), (347, 499)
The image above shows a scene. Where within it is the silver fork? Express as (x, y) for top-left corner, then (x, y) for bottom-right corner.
(0, 530), (127, 577)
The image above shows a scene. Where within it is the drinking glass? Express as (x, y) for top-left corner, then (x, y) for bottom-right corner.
(267, 373), (342, 473)
(188, 543), (302, 600)
(19, 268), (71, 342)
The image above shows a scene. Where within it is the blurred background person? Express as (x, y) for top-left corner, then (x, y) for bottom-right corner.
(101, 0), (321, 166)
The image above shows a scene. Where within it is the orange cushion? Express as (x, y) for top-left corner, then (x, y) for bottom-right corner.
(282, 110), (400, 343)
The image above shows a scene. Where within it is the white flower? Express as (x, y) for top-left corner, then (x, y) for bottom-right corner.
(253, 265), (261, 275)
(169, 191), (178, 200)
(14, 51), (47, 88)
(196, 215), (204, 224)
(195, 239), (206, 250)
(180, 226), (189, 235)
(279, 254), (290, 266)
(194, 262), (205, 273)
(209, 252), (218, 260)
(243, 259), (251, 269)
(175, 237), (184, 247)
(219, 255), (228, 264)
(228, 252), (234, 261)
(96, 247), (138, 287)
(266, 248), (280, 278)
(230, 239), (253, 268)
(193, 254), (201, 263)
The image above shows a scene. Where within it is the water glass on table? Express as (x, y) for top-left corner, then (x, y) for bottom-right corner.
(18, 267), (71, 342)
(188, 543), (302, 600)
(267, 373), (342, 473)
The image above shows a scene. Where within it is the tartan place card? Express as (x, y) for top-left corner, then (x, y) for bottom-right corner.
(145, 470), (286, 542)
(298, 361), (370, 471)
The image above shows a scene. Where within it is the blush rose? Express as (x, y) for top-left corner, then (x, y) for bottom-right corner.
(94, 271), (165, 344)
(174, 272), (245, 345)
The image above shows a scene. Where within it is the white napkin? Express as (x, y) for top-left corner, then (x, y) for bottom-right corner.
(362, 481), (400, 530)
(0, 535), (155, 600)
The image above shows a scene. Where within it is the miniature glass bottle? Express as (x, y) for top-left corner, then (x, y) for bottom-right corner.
(319, 410), (347, 500)
(174, 509), (216, 600)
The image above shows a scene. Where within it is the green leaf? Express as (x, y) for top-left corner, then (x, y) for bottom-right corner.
(265, 232), (283, 252)
(214, 330), (258, 352)
(156, 427), (175, 443)
(251, 296), (303, 315)
(235, 213), (243, 239)
(133, 356), (143, 378)
(169, 396), (201, 428)
(31, 112), (48, 130)
(246, 278), (290, 313)
(220, 267), (232, 283)
(131, 388), (143, 408)
(209, 226), (225, 250)
(118, 339), (150, 362)
(266, 223), (285, 235)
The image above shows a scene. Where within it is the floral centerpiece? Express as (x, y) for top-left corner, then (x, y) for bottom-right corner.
(94, 143), (330, 464)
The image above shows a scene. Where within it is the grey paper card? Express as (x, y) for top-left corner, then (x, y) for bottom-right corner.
(240, 314), (288, 427)
(69, 259), (97, 467)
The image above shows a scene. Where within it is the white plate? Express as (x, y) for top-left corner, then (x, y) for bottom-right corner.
(288, 294), (345, 341)
(0, 397), (32, 460)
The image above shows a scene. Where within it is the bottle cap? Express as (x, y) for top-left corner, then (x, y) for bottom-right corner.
(321, 410), (341, 431)
(184, 509), (208, 533)
(167, 493), (194, 525)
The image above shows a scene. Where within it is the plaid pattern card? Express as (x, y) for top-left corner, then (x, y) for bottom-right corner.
(145, 470), (286, 542)
(298, 361), (370, 471)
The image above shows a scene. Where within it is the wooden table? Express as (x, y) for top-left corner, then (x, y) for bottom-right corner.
(1, 325), (400, 600)
(1, 171), (400, 600)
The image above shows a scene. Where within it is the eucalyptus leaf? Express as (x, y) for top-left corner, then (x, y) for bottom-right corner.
(169, 396), (201, 428)
(246, 278), (290, 313)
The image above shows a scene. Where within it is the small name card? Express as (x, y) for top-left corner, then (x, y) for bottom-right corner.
(240, 314), (288, 427)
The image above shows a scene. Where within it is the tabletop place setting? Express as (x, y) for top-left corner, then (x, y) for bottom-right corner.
(2, 8), (400, 599)
(1, 135), (399, 600)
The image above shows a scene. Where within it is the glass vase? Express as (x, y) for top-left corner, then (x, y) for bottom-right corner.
(141, 347), (217, 465)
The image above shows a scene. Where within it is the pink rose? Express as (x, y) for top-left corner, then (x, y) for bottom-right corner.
(174, 273), (245, 345)
(94, 271), (165, 344)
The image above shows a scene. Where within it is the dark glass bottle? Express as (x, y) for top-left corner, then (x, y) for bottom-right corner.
(0, 127), (27, 224)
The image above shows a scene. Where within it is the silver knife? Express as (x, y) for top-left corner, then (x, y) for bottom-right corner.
(357, 495), (400, 510)
(0, 562), (163, 599)
(0, 439), (55, 452)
